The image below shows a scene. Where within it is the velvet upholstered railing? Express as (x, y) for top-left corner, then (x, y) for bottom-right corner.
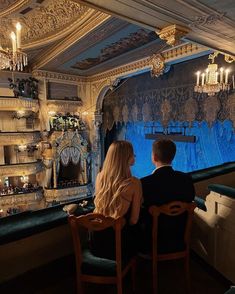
(0, 161), (235, 245)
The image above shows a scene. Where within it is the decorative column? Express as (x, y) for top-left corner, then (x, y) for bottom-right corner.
(53, 159), (57, 189)
(91, 111), (103, 187)
(83, 157), (88, 184)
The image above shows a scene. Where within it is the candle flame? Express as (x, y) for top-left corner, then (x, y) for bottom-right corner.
(10, 32), (16, 40)
(16, 22), (22, 31)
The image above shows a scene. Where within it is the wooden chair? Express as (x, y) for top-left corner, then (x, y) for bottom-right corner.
(68, 213), (136, 294)
(149, 201), (196, 294)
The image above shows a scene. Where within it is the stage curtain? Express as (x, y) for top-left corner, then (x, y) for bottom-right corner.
(109, 120), (235, 177)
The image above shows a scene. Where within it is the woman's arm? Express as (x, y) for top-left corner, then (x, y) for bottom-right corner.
(129, 179), (143, 225)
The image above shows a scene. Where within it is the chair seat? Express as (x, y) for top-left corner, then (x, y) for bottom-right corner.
(158, 240), (186, 254)
(81, 249), (132, 277)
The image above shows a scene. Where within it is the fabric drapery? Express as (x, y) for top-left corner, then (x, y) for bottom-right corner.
(60, 147), (80, 166)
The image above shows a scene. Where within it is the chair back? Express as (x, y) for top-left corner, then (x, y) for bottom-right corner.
(68, 213), (125, 273)
(149, 201), (196, 253)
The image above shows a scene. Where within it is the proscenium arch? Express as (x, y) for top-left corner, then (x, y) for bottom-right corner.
(95, 85), (111, 113)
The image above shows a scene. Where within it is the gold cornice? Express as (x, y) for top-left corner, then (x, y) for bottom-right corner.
(32, 70), (87, 83)
(31, 11), (111, 69)
(89, 43), (205, 83)
(34, 43), (207, 97)
(0, 0), (30, 17)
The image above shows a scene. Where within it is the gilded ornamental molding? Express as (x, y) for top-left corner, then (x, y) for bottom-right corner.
(47, 100), (83, 114)
(0, 160), (44, 177)
(0, 0), (30, 17)
(90, 42), (205, 83)
(0, 0), (94, 49)
(22, 0), (90, 46)
(44, 184), (91, 202)
(149, 54), (165, 78)
(157, 24), (189, 46)
(0, 131), (41, 146)
(0, 190), (44, 207)
(30, 10), (111, 68)
(0, 97), (39, 112)
(32, 70), (87, 83)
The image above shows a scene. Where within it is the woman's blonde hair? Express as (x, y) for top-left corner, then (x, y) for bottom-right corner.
(94, 140), (134, 218)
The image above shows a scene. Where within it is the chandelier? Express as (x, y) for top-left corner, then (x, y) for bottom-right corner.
(0, 22), (27, 71)
(194, 53), (230, 96)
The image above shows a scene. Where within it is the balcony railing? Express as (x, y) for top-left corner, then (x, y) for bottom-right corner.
(0, 131), (41, 146)
(47, 99), (82, 113)
(0, 97), (39, 112)
(0, 189), (43, 208)
(44, 183), (92, 202)
(0, 160), (44, 177)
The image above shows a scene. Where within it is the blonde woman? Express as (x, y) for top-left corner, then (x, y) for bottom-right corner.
(91, 140), (142, 259)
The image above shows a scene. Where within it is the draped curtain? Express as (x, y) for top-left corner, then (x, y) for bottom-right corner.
(60, 147), (80, 166)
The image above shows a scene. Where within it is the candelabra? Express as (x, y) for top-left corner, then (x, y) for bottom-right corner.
(0, 22), (27, 71)
(194, 55), (231, 96)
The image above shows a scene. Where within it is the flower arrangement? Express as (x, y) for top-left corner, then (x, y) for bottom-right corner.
(8, 77), (39, 99)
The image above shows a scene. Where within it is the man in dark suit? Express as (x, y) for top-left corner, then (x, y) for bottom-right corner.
(140, 139), (195, 253)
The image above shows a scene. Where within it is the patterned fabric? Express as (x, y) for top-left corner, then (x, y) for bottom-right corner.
(102, 55), (234, 131)
(103, 86), (234, 131)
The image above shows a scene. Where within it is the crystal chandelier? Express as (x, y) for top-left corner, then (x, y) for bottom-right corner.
(194, 54), (230, 96)
(0, 22), (27, 71)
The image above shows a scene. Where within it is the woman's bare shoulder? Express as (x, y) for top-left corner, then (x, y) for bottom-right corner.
(124, 176), (141, 186)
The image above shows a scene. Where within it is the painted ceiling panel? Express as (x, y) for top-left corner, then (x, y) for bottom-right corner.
(42, 18), (158, 75)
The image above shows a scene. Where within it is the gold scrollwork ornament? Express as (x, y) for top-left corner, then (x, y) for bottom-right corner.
(150, 54), (165, 78)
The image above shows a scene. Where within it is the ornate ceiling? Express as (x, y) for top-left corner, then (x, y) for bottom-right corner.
(73, 0), (235, 56)
(0, 0), (91, 48)
(0, 0), (234, 77)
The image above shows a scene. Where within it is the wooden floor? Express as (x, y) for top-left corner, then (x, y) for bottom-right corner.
(1, 253), (231, 294)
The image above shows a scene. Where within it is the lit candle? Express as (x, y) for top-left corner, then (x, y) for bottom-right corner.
(220, 67), (224, 83)
(16, 22), (22, 49)
(201, 73), (205, 86)
(10, 32), (16, 53)
(205, 68), (209, 82)
(215, 72), (218, 83)
(196, 71), (200, 86)
(225, 69), (229, 84)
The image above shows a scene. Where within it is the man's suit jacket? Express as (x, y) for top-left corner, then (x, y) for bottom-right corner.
(141, 166), (195, 208)
(140, 166), (195, 253)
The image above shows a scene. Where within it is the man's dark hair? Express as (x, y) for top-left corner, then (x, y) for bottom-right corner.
(152, 139), (176, 164)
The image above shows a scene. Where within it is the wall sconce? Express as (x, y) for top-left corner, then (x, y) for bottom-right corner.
(18, 145), (27, 152)
(48, 111), (56, 116)
(20, 175), (29, 183)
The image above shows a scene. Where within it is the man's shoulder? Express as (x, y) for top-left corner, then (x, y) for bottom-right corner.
(174, 170), (193, 180)
(141, 173), (155, 183)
